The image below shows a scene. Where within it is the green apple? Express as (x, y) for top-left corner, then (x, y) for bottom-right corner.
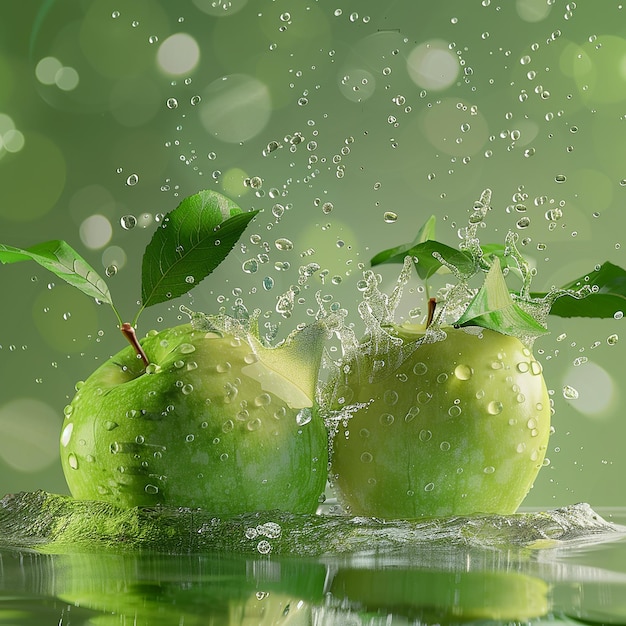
(326, 323), (551, 518)
(1, 189), (331, 514)
(329, 567), (548, 622)
(60, 320), (329, 513)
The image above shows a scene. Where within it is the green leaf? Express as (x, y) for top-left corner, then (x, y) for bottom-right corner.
(372, 239), (476, 280)
(456, 262), (549, 337)
(140, 190), (259, 310)
(534, 261), (626, 318)
(370, 215), (435, 266)
(0, 240), (114, 308)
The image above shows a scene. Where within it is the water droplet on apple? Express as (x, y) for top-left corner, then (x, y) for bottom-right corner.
(61, 424), (73, 447)
(179, 343), (196, 354)
(483, 466), (496, 474)
(296, 408), (312, 425)
(104, 421), (118, 431)
(254, 393), (271, 407)
(220, 453), (229, 461)
(530, 361), (543, 375)
(416, 391), (432, 404)
(185, 434), (195, 442)
(454, 364), (473, 380)
(447, 405), (462, 417)
(360, 452), (373, 463)
(383, 389), (398, 405)
(222, 419), (234, 433)
(181, 383), (194, 395)
(412, 362), (428, 375)
(516, 442), (527, 453)
(440, 441), (451, 451)
(135, 435), (145, 444)
(247, 418), (262, 431)
(379, 413), (395, 426)
(404, 406), (420, 422)
(418, 429), (432, 442)
(63, 404), (74, 417)
(487, 400), (503, 415)
(216, 362), (231, 373)
(436, 372), (449, 383)
(144, 484), (159, 494)
(516, 362), (530, 373)
(424, 482), (435, 492)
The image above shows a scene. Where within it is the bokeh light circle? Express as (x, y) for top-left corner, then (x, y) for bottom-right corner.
(79, 214), (113, 250)
(0, 398), (60, 472)
(407, 40), (459, 91)
(516, 0), (552, 22)
(199, 74), (271, 143)
(0, 133), (65, 221)
(157, 33), (200, 76)
(562, 362), (617, 418)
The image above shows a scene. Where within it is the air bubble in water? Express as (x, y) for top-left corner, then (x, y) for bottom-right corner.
(166, 98), (178, 109)
(126, 173), (139, 186)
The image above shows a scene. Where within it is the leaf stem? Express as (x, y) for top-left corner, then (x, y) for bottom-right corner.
(120, 323), (150, 368)
(426, 298), (437, 328)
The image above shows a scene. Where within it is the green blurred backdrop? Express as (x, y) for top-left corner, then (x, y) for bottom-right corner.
(0, 0), (623, 508)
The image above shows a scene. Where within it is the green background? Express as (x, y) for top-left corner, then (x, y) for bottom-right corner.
(0, 0), (623, 508)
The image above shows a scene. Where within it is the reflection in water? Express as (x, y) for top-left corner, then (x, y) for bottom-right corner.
(0, 492), (625, 624)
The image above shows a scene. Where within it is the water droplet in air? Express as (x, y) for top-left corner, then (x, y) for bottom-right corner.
(120, 214), (137, 230)
(384, 211), (398, 223)
(607, 333), (619, 345)
(563, 385), (579, 399)
(166, 98), (178, 109)
(275, 237), (294, 251)
(126, 173), (139, 186)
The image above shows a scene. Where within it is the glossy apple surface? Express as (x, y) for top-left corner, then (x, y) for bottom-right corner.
(327, 325), (551, 518)
(60, 322), (328, 514)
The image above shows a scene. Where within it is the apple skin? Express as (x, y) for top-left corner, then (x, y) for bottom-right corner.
(60, 323), (328, 514)
(326, 325), (551, 518)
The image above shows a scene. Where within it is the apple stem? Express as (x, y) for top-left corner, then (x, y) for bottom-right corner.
(426, 298), (437, 327)
(120, 323), (150, 368)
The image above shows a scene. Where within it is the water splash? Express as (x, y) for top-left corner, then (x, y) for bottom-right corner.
(0, 492), (622, 555)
